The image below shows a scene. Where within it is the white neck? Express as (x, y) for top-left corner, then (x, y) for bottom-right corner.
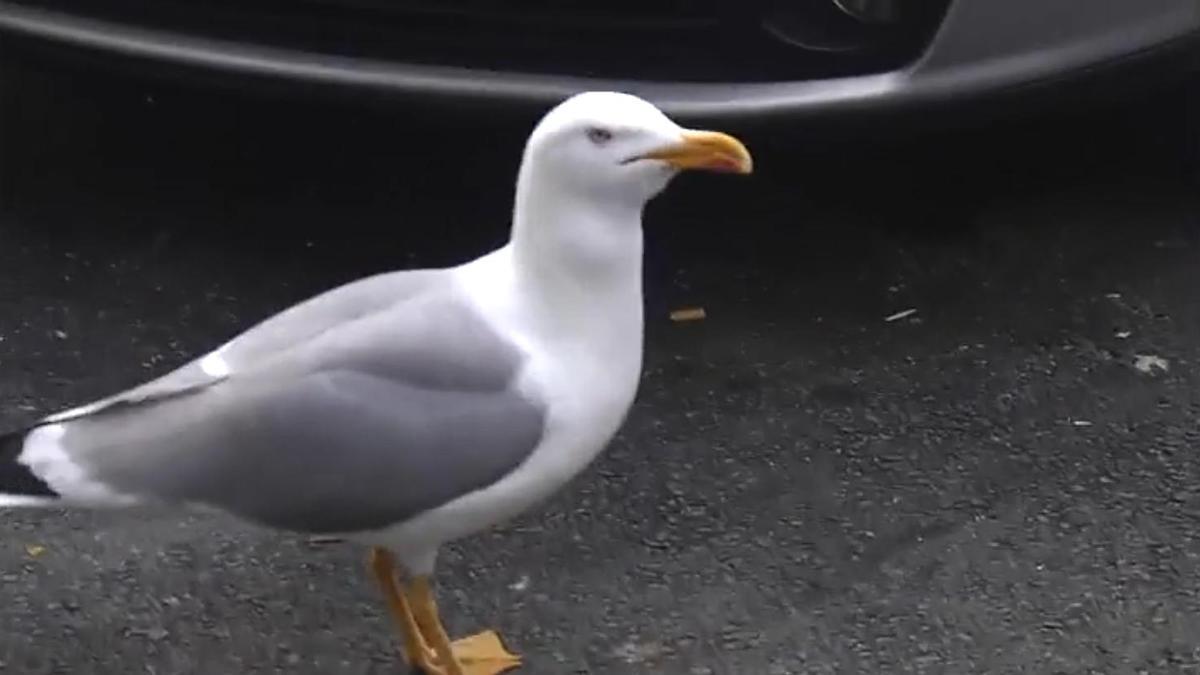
(508, 164), (646, 347)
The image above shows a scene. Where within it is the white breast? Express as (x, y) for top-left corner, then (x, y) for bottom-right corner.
(358, 246), (644, 571)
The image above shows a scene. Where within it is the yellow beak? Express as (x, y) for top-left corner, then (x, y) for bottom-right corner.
(637, 130), (753, 175)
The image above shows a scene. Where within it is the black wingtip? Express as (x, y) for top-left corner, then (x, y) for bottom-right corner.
(0, 427), (58, 497)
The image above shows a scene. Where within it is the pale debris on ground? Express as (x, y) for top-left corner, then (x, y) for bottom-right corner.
(1133, 354), (1169, 374)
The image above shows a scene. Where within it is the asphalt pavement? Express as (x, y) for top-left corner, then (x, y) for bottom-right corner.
(2, 57), (1200, 674)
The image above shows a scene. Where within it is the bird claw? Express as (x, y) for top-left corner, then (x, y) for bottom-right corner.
(451, 631), (522, 674)
(412, 631), (522, 675)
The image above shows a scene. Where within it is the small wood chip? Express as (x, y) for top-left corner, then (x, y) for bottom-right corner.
(884, 308), (917, 322)
(24, 544), (45, 558)
(306, 536), (344, 546)
(670, 307), (706, 322)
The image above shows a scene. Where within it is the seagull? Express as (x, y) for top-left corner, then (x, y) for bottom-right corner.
(0, 91), (752, 675)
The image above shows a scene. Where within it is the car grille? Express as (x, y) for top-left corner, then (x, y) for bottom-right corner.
(10, 0), (952, 82)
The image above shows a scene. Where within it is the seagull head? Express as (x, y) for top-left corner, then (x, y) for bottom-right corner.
(520, 91), (753, 207)
(511, 92), (752, 285)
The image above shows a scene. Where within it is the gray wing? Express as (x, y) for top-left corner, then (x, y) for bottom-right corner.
(42, 282), (547, 534)
(47, 268), (445, 421)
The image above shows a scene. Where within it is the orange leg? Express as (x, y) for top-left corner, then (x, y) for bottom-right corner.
(368, 548), (439, 670)
(369, 549), (522, 675)
(408, 575), (523, 675)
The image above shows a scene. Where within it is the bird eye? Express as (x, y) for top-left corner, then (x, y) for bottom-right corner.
(586, 127), (613, 145)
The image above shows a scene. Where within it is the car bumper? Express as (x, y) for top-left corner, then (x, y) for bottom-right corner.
(0, 0), (1198, 120)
